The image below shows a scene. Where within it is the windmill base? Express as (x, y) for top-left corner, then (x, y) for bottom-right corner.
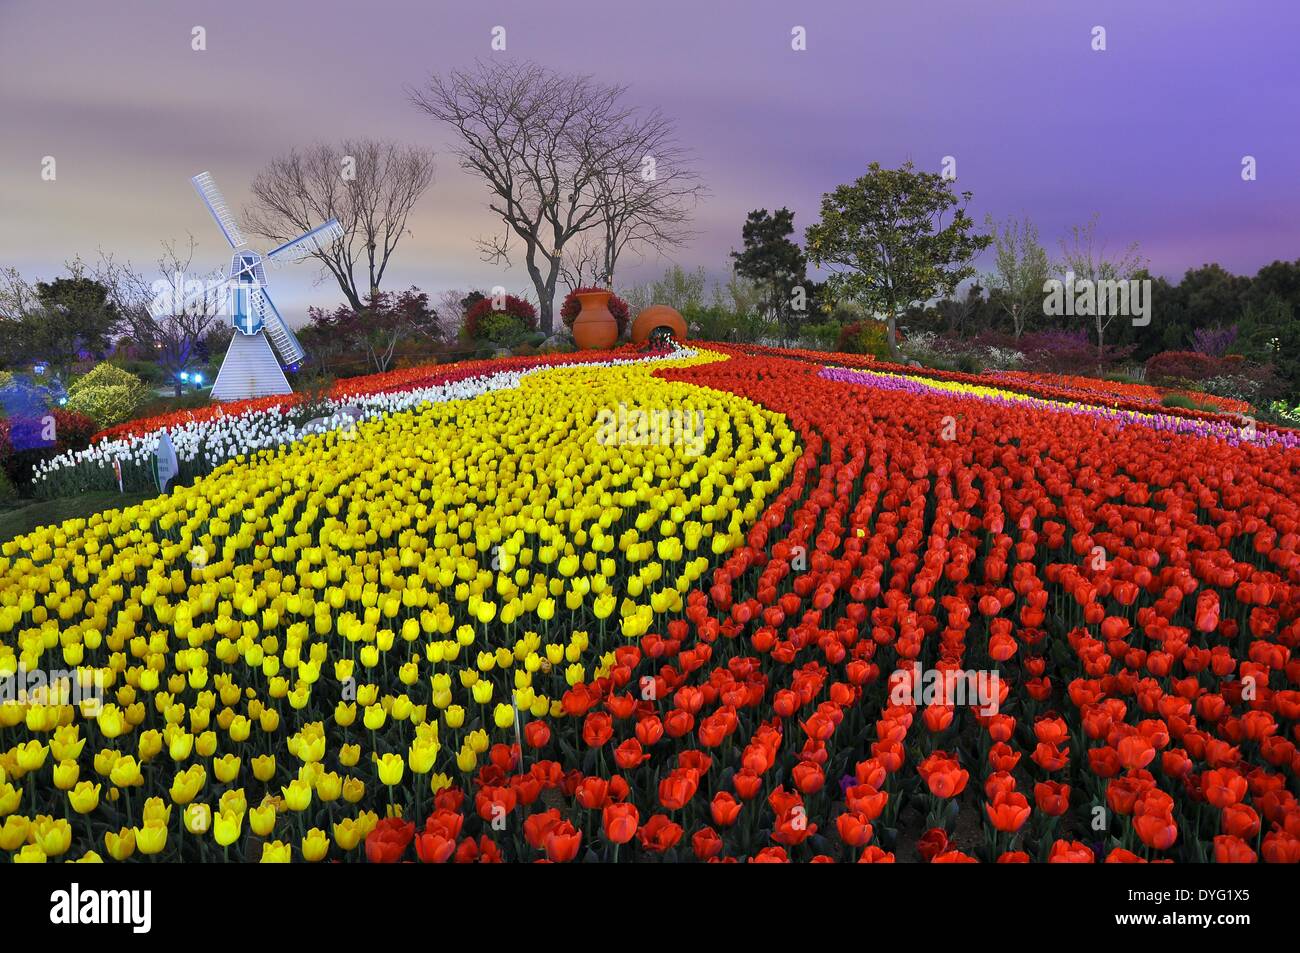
(210, 331), (293, 401)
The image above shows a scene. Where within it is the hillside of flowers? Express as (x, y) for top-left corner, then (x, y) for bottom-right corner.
(1, 342), (1298, 864)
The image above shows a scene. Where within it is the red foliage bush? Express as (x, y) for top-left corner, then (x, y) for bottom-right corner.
(560, 288), (630, 338)
(1144, 350), (1227, 385)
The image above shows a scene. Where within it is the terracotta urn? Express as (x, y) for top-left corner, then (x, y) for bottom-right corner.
(571, 290), (619, 350)
(632, 304), (688, 346)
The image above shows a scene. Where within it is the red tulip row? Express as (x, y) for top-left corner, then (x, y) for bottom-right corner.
(722, 342), (1268, 432)
(364, 348), (1300, 862)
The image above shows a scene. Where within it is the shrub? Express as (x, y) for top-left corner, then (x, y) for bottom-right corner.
(1267, 400), (1300, 426)
(1020, 329), (1133, 374)
(1197, 364), (1282, 406)
(66, 362), (152, 427)
(1145, 351), (1225, 386)
(682, 305), (776, 343)
(463, 295), (537, 345)
(1160, 393), (1219, 413)
(560, 288), (630, 338)
(799, 322), (842, 351)
(0, 467), (14, 505)
(1191, 325), (1238, 358)
(837, 320), (892, 358)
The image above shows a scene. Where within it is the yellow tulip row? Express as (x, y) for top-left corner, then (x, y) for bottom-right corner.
(0, 349), (800, 860)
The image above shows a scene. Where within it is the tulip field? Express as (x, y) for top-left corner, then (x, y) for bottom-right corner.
(2, 341), (1299, 864)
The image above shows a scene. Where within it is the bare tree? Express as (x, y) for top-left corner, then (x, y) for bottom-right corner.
(591, 113), (703, 287)
(411, 61), (657, 333)
(93, 239), (230, 394)
(0, 267), (40, 321)
(244, 139), (435, 311)
(559, 233), (607, 292)
(1058, 214), (1146, 357)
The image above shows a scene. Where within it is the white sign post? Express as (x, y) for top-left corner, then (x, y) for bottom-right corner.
(152, 432), (179, 492)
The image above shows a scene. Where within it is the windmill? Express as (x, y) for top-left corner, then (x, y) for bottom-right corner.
(161, 171), (344, 401)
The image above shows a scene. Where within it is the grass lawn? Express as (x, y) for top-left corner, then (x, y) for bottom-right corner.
(0, 490), (153, 543)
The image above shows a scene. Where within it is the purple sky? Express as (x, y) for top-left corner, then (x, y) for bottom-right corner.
(2, 0), (1298, 324)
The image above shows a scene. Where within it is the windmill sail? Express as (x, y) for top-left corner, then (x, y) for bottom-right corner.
(251, 287), (306, 366)
(266, 219), (344, 263)
(191, 172), (247, 249)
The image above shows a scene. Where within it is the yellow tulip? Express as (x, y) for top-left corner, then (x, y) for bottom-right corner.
(407, 741), (438, 775)
(248, 801), (277, 837)
(282, 779), (312, 812)
(169, 766), (205, 805)
(493, 703), (516, 729)
(455, 746), (477, 773)
(342, 777), (366, 804)
(184, 802), (212, 835)
(376, 753), (404, 786)
(29, 815), (72, 856)
(96, 705), (125, 739)
(109, 755), (143, 788)
(333, 817), (363, 851)
(68, 781), (101, 814)
(0, 781), (22, 816)
(316, 771), (343, 801)
(15, 741), (48, 773)
(0, 815), (31, 851)
(213, 754), (241, 784)
(363, 704), (386, 731)
(302, 827), (329, 862)
(213, 809), (243, 848)
(168, 731), (194, 762)
(252, 754), (277, 782)
(218, 787), (247, 818)
(135, 818), (168, 855)
(260, 840), (292, 863)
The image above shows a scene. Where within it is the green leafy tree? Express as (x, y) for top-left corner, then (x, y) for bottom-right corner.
(651, 265), (709, 313)
(731, 208), (809, 341)
(13, 276), (120, 374)
(805, 162), (989, 357)
(984, 215), (1049, 338)
(1238, 293), (1300, 398)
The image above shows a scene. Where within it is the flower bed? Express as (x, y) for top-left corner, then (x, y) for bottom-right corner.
(1, 344), (1297, 864)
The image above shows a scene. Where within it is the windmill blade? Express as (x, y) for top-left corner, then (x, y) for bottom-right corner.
(265, 218), (344, 263)
(191, 172), (248, 248)
(149, 275), (229, 319)
(252, 288), (306, 366)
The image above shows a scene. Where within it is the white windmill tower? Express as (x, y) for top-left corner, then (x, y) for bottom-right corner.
(165, 171), (344, 401)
